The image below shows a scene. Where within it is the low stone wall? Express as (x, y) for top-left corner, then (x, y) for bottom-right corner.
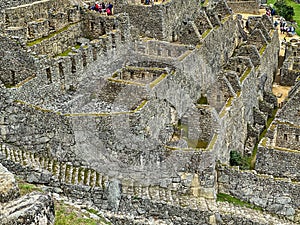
(0, 144), (216, 224)
(135, 39), (191, 58)
(255, 145), (300, 181)
(218, 165), (300, 222)
(0, 162), (55, 225)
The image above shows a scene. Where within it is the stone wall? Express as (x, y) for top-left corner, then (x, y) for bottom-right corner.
(227, 1), (260, 15)
(28, 22), (82, 56)
(275, 124), (300, 150)
(4, 0), (70, 27)
(0, 35), (37, 87)
(0, 162), (55, 225)
(0, 0), (42, 10)
(255, 144), (300, 181)
(116, 0), (199, 41)
(0, 101), (76, 161)
(218, 165), (300, 222)
(0, 144), (217, 224)
(280, 56), (300, 86)
(135, 39), (191, 58)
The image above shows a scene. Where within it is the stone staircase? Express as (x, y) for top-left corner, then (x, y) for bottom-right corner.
(0, 144), (201, 208)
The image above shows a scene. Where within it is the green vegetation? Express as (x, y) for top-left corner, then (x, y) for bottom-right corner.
(27, 22), (79, 47)
(55, 44), (81, 57)
(249, 107), (278, 169)
(18, 180), (43, 195)
(201, 29), (211, 38)
(268, 0), (300, 35)
(197, 94), (208, 104)
(229, 150), (251, 170)
(186, 139), (208, 148)
(259, 45), (267, 56)
(55, 201), (111, 225)
(274, 0), (295, 21)
(217, 193), (263, 211)
(17, 178), (110, 225)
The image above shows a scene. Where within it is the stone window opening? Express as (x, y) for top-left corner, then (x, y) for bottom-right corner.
(294, 51), (297, 56)
(296, 134), (299, 142)
(284, 134), (287, 141)
(111, 33), (116, 48)
(93, 48), (97, 61)
(11, 70), (16, 85)
(237, 67), (240, 73)
(90, 22), (95, 31)
(168, 49), (172, 57)
(82, 52), (87, 67)
(46, 68), (52, 83)
(71, 58), (76, 73)
(172, 31), (176, 42)
(58, 62), (64, 79)
(157, 49), (162, 56)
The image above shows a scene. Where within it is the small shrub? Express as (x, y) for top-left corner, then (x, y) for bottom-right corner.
(229, 150), (250, 170)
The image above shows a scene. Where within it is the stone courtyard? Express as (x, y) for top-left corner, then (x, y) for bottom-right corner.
(0, 0), (299, 224)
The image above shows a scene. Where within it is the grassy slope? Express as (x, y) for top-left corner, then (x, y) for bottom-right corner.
(268, 0), (300, 34)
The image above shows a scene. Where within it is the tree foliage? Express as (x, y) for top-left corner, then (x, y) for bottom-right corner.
(274, 0), (295, 21)
(229, 151), (250, 170)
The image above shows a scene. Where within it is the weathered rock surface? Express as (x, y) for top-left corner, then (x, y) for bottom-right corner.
(218, 201), (297, 225)
(0, 162), (19, 203)
(0, 191), (55, 225)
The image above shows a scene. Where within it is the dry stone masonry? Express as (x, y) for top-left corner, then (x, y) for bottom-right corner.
(0, 0), (299, 224)
(0, 163), (55, 225)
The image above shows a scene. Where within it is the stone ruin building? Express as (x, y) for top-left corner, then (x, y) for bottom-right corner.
(0, 0), (299, 224)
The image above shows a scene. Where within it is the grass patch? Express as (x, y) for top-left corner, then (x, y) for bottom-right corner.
(27, 22), (79, 47)
(55, 201), (111, 225)
(217, 193), (263, 211)
(55, 44), (81, 57)
(230, 150), (251, 170)
(186, 139), (208, 148)
(197, 94), (208, 104)
(18, 182), (43, 195)
(240, 68), (252, 82)
(259, 44), (267, 55)
(201, 29), (211, 38)
(249, 107), (278, 169)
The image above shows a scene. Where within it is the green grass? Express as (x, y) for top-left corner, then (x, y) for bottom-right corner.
(27, 22), (79, 47)
(268, 0), (300, 35)
(217, 193), (263, 211)
(55, 44), (81, 57)
(55, 202), (111, 225)
(197, 94), (208, 104)
(17, 179), (43, 195)
(249, 107), (278, 169)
